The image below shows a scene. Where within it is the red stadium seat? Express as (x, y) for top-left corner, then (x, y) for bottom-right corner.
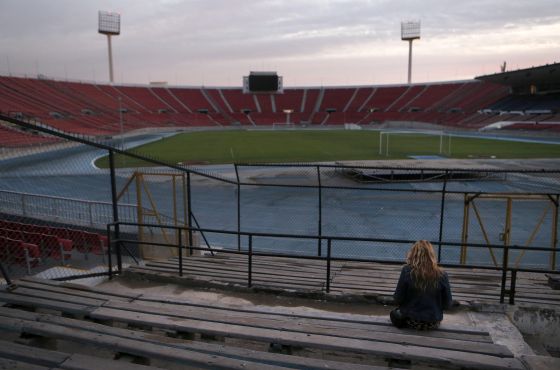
(0, 219), (111, 265)
(66, 229), (86, 252)
(1, 74), (515, 133)
(83, 231), (106, 256)
(0, 236), (41, 274)
(4, 229), (22, 241)
(48, 227), (69, 240)
(21, 231), (72, 264)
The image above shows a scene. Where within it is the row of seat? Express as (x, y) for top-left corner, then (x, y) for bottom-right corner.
(5, 74), (558, 140)
(0, 277), (528, 369)
(0, 236), (40, 274)
(489, 92), (560, 111)
(0, 124), (59, 148)
(0, 219), (108, 274)
(0, 75), (514, 141)
(1, 228), (70, 260)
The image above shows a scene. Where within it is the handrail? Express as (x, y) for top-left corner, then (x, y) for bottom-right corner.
(110, 221), (557, 253)
(107, 221), (559, 304)
(0, 189), (177, 228)
(0, 189), (135, 206)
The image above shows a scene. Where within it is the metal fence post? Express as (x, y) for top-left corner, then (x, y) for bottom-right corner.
(187, 172), (193, 256)
(500, 245), (509, 304)
(106, 224), (113, 280)
(437, 170), (449, 262)
(509, 269), (517, 305)
(317, 166), (323, 257)
(551, 194), (559, 271)
(108, 150), (122, 274)
(178, 229), (183, 277)
(21, 193), (25, 216)
(326, 238), (332, 293)
(248, 234), (253, 288)
(235, 164), (241, 252)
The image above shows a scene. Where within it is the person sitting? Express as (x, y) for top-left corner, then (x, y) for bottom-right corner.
(390, 240), (452, 330)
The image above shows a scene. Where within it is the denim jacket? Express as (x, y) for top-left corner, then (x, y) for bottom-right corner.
(393, 265), (452, 322)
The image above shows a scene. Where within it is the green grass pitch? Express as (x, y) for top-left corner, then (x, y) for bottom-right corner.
(95, 130), (560, 168)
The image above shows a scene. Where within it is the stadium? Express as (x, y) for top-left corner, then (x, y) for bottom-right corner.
(1, 2), (560, 369)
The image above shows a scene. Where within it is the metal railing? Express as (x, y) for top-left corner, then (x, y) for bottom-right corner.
(107, 221), (560, 305)
(0, 189), (187, 229)
(0, 189), (138, 228)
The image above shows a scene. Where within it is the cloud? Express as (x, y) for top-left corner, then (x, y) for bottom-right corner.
(0, 0), (558, 85)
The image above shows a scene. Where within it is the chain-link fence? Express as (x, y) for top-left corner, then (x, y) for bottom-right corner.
(1, 113), (559, 288)
(233, 163), (559, 272)
(0, 115), (139, 285)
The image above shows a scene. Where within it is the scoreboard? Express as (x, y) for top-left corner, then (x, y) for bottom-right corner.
(250, 73), (278, 91)
(243, 72), (283, 93)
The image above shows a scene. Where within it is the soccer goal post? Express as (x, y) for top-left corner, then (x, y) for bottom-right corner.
(378, 130), (452, 157)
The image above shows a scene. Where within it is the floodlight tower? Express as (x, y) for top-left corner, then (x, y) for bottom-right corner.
(401, 21), (421, 84)
(98, 11), (121, 83)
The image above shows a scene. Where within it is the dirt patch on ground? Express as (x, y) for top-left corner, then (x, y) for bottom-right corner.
(97, 275), (478, 320)
(99, 275), (393, 316)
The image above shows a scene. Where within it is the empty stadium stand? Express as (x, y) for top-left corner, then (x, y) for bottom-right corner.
(0, 124), (59, 147)
(0, 277), (528, 369)
(7, 71), (560, 136)
(489, 93), (560, 112)
(472, 62), (560, 131)
(0, 219), (108, 272)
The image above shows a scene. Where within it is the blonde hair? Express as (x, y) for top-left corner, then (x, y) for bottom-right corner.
(406, 240), (443, 291)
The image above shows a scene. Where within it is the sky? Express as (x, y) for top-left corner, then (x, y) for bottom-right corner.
(0, 0), (558, 87)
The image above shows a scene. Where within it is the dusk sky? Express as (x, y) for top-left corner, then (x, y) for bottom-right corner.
(0, 0), (558, 86)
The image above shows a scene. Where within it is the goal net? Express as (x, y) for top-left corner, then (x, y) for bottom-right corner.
(378, 130), (452, 157)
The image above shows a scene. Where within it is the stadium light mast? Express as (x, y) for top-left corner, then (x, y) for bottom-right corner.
(98, 11), (121, 83)
(401, 21), (421, 84)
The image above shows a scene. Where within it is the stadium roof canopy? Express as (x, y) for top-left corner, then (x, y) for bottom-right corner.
(475, 62), (560, 93)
